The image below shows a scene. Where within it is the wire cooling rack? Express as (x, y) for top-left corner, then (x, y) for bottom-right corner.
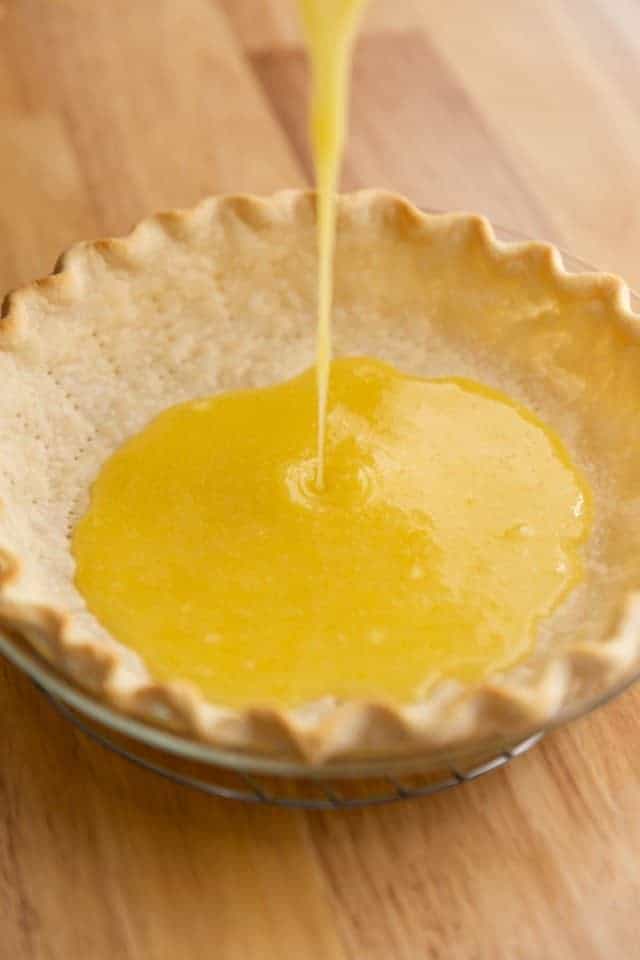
(41, 686), (543, 809)
(0, 627), (555, 808)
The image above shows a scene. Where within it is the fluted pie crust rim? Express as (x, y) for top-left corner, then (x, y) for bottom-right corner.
(1, 190), (639, 764)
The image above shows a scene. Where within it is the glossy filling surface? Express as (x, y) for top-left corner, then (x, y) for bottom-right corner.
(73, 358), (590, 708)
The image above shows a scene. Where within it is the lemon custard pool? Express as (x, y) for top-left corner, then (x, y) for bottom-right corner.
(73, 358), (590, 708)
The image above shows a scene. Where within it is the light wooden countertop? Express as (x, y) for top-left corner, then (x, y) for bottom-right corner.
(1, 1), (640, 957)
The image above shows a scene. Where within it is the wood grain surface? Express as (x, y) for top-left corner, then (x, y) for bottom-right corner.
(2, 1), (640, 957)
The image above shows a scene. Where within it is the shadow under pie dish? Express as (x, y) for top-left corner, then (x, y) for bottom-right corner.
(0, 190), (639, 765)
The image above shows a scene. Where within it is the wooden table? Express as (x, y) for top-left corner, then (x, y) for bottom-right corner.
(2, 1), (640, 956)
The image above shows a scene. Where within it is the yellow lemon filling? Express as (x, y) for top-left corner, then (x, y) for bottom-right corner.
(297, 0), (367, 484)
(72, 0), (592, 712)
(73, 358), (590, 708)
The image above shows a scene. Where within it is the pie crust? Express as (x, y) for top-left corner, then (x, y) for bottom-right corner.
(1, 190), (639, 763)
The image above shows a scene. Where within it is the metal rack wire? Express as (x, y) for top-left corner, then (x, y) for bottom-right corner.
(42, 688), (544, 809)
(4, 589), (640, 808)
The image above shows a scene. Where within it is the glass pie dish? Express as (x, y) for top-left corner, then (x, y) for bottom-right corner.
(1, 208), (638, 807)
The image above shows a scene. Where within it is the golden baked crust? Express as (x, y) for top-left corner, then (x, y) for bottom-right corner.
(1, 190), (639, 763)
